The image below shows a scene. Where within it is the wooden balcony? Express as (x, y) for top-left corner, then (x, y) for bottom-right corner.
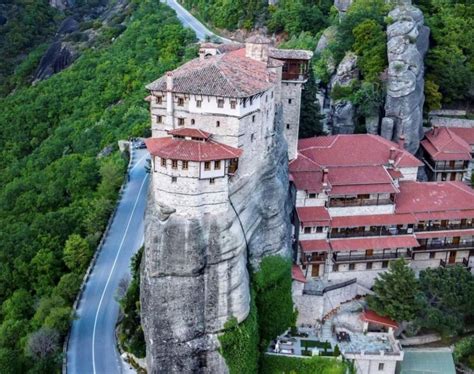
(440, 257), (469, 268)
(415, 224), (474, 232)
(331, 228), (410, 239)
(328, 198), (393, 208)
(332, 250), (411, 264)
(416, 241), (474, 252)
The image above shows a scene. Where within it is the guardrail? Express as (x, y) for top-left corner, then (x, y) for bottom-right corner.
(62, 143), (135, 373)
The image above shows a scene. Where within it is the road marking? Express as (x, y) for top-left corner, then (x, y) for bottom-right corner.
(92, 173), (149, 374)
(130, 152), (148, 173)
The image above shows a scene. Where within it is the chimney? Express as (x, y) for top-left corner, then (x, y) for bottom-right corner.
(389, 147), (396, 165)
(166, 72), (174, 91)
(245, 35), (270, 63)
(398, 135), (405, 150)
(322, 168), (329, 188)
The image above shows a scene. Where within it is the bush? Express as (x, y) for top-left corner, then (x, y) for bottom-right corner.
(454, 335), (474, 369)
(260, 354), (347, 374)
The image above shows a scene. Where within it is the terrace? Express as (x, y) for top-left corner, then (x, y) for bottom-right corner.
(332, 250), (411, 263)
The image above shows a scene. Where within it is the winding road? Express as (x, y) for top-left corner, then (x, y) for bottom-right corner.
(67, 149), (149, 374)
(66, 2), (228, 373)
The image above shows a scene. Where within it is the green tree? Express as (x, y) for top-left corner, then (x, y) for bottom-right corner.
(63, 234), (92, 273)
(367, 259), (423, 321)
(299, 64), (324, 138)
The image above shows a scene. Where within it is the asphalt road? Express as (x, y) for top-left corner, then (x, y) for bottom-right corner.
(161, 0), (232, 42)
(67, 148), (149, 374)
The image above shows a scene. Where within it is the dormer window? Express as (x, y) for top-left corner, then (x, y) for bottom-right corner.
(217, 99), (224, 108)
(177, 97), (184, 106)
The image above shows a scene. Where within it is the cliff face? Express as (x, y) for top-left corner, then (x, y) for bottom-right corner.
(381, 0), (429, 153)
(141, 116), (292, 373)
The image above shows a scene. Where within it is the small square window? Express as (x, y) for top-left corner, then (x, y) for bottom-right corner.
(378, 363), (384, 371)
(216, 121), (220, 127)
(349, 263), (355, 271)
(177, 97), (184, 106)
(366, 262), (373, 270)
(286, 124), (290, 129)
(382, 261), (389, 268)
(230, 101), (236, 109)
(171, 176), (177, 183)
(171, 160), (178, 169)
(252, 115), (256, 123)
(316, 227), (323, 233)
(161, 158), (167, 167)
(304, 227), (311, 234)
(156, 96), (162, 104)
(157, 115), (163, 124)
(182, 161), (188, 170)
(308, 193), (316, 199)
(217, 99), (224, 108)
(196, 100), (202, 108)
(209, 178), (215, 184)
(204, 161), (211, 171)
(214, 160), (221, 170)
(178, 118), (185, 126)
(288, 99), (292, 104)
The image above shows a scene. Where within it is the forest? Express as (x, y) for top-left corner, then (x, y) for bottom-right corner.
(0, 1), (196, 372)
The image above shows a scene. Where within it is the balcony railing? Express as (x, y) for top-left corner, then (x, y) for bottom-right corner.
(328, 198), (393, 208)
(330, 228), (410, 238)
(440, 257), (469, 268)
(415, 224), (474, 232)
(417, 241), (474, 251)
(333, 251), (411, 263)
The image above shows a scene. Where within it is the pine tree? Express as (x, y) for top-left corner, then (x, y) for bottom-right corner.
(299, 64), (324, 138)
(367, 258), (423, 322)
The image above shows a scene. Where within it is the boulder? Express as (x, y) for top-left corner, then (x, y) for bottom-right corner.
(34, 41), (75, 82)
(332, 101), (355, 134)
(335, 0), (353, 14)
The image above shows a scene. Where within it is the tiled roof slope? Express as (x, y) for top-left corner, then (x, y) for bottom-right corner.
(146, 137), (242, 162)
(396, 181), (474, 213)
(448, 127), (474, 145)
(295, 134), (422, 169)
(168, 128), (211, 140)
(421, 127), (472, 161)
(146, 48), (276, 98)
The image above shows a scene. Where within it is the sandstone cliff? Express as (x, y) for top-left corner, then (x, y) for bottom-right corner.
(141, 116), (292, 373)
(381, 0), (429, 153)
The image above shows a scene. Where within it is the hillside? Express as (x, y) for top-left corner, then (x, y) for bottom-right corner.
(0, 1), (196, 372)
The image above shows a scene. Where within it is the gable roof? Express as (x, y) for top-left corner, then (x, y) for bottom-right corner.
(168, 128), (211, 140)
(421, 127), (472, 161)
(146, 48), (276, 98)
(145, 137), (242, 162)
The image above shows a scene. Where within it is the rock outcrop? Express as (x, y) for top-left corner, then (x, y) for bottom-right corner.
(381, 0), (429, 153)
(141, 118), (292, 373)
(328, 52), (358, 134)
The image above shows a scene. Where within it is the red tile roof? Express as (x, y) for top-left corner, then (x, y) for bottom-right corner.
(362, 310), (398, 329)
(145, 137), (242, 162)
(168, 128), (211, 140)
(331, 213), (415, 228)
(291, 171), (323, 192)
(296, 206), (330, 226)
(296, 134), (423, 169)
(448, 127), (474, 146)
(292, 265), (307, 283)
(300, 240), (331, 252)
(415, 229), (474, 239)
(421, 127), (472, 161)
(330, 235), (419, 251)
(146, 48), (276, 98)
(413, 210), (474, 221)
(396, 181), (474, 214)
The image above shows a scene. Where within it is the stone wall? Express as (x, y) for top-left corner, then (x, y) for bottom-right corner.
(281, 81), (304, 160)
(141, 112), (292, 373)
(381, 1), (430, 154)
